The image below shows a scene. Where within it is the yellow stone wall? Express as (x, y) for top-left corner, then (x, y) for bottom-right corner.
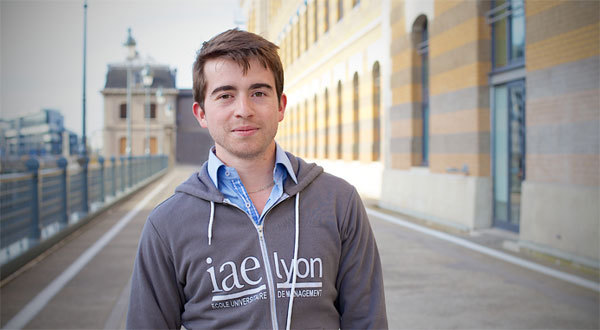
(247, 0), (385, 163)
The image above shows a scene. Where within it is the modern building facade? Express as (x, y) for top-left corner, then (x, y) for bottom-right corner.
(243, 0), (599, 267)
(101, 57), (178, 163)
(0, 109), (79, 158)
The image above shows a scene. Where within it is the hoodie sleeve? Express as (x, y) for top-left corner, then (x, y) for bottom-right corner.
(126, 217), (184, 329)
(336, 188), (388, 329)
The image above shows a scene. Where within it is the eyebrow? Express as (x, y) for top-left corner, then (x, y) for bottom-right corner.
(210, 85), (235, 97)
(209, 83), (273, 97)
(249, 83), (273, 91)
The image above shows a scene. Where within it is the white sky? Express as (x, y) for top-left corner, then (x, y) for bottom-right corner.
(1, 0), (243, 143)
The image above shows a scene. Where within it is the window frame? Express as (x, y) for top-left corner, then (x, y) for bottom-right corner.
(487, 0), (526, 73)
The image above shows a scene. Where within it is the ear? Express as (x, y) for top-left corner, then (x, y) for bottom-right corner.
(192, 102), (208, 128)
(278, 93), (287, 122)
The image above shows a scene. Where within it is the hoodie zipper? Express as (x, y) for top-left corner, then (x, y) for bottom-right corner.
(257, 224), (279, 330)
(222, 196), (291, 330)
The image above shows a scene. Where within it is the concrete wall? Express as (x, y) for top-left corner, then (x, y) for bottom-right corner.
(380, 168), (491, 231)
(521, 182), (599, 267)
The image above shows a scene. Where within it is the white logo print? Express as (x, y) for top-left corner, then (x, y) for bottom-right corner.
(206, 252), (323, 309)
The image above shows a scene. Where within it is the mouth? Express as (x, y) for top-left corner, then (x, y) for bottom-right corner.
(232, 126), (259, 136)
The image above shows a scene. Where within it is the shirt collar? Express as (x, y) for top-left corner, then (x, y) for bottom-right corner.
(206, 143), (298, 189)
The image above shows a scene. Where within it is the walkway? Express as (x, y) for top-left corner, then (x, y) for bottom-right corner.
(1, 165), (598, 329)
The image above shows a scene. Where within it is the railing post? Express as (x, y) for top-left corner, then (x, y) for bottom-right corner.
(25, 157), (41, 242)
(120, 156), (125, 192)
(98, 156), (105, 203)
(57, 157), (68, 227)
(77, 156), (89, 214)
(111, 156), (116, 197)
(128, 154), (133, 189)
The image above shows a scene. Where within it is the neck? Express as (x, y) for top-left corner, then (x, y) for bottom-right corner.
(215, 143), (276, 188)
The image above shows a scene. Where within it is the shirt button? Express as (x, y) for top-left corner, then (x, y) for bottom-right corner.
(225, 171), (230, 176)
(246, 203), (251, 208)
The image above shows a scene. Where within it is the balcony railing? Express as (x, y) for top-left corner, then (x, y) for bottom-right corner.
(0, 155), (168, 278)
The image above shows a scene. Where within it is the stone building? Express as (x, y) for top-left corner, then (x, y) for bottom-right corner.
(242, 0), (599, 268)
(101, 56), (178, 163)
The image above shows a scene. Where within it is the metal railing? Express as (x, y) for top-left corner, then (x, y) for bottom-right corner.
(0, 155), (168, 270)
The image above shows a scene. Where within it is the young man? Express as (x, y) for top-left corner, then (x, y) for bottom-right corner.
(127, 29), (388, 329)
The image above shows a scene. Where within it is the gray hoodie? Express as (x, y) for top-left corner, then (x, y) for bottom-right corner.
(127, 153), (388, 329)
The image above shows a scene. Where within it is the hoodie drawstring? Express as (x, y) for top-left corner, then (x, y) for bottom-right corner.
(208, 201), (215, 246)
(285, 192), (300, 330)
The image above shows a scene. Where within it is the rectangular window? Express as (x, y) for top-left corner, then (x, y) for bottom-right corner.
(120, 104), (127, 119)
(119, 137), (126, 155)
(150, 103), (156, 119)
(487, 0), (525, 70)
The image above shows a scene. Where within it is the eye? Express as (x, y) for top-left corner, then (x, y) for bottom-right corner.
(218, 94), (232, 100)
(252, 91), (266, 97)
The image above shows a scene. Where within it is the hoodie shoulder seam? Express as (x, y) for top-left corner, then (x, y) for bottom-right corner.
(147, 213), (177, 265)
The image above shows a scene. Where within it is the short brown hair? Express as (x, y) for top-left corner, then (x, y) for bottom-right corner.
(193, 29), (284, 109)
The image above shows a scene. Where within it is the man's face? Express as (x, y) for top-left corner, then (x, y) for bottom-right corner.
(193, 57), (286, 163)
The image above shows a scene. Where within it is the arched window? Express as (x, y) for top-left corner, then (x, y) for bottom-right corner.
(337, 80), (343, 159)
(296, 105), (301, 155)
(324, 0), (330, 32)
(314, 94), (318, 158)
(372, 61), (381, 161)
(417, 17), (429, 166)
(304, 10), (309, 51)
(324, 88), (329, 159)
(296, 21), (300, 59)
(293, 105), (298, 154)
(314, 1), (318, 43)
(352, 72), (359, 160)
(305, 99), (309, 157)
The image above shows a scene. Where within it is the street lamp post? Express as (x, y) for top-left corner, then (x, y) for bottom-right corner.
(123, 28), (136, 187)
(80, 0), (89, 214)
(142, 64), (153, 177)
(155, 86), (166, 155)
(142, 64), (153, 155)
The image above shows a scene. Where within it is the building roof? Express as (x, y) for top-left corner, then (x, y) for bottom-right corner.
(104, 64), (177, 89)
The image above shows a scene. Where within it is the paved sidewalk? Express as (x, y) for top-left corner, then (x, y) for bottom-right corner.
(1, 165), (598, 329)
(367, 205), (599, 329)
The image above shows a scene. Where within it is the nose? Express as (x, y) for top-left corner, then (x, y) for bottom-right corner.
(234, 95), (254, 118)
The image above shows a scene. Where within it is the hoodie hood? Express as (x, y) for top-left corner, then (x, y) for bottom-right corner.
(174, 152), (323, 203)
